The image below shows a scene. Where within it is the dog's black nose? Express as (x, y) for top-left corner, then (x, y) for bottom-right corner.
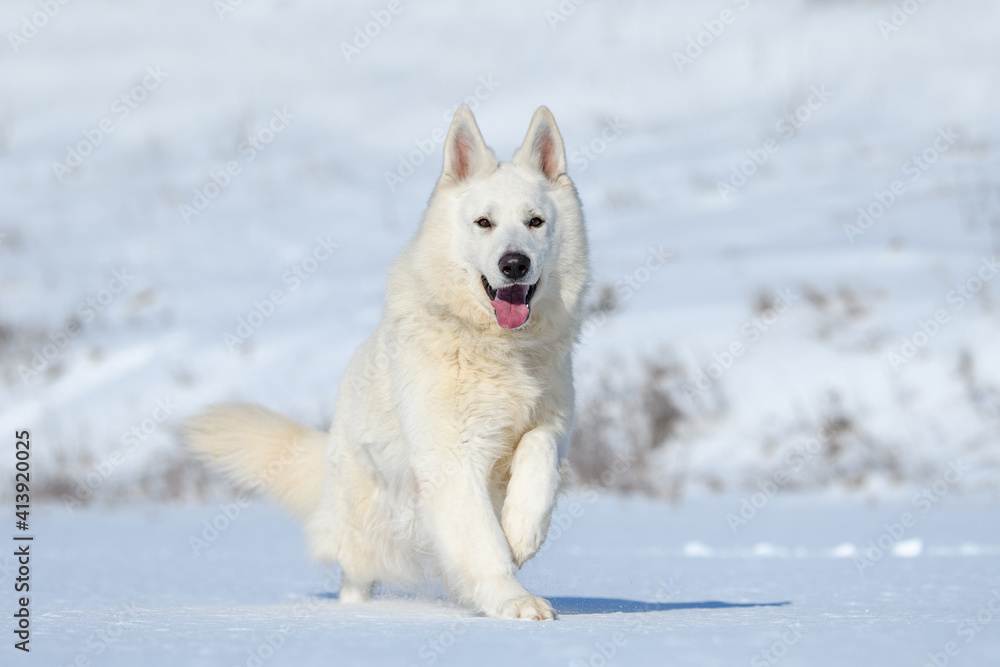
(499, 253), (531, 281)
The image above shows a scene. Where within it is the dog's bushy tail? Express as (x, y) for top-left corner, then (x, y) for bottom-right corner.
(186, 403), (327, 518)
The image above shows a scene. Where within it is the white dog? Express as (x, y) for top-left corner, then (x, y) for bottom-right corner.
(187, 105), (590, 620)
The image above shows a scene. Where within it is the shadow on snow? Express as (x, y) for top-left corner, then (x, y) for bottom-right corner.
(549, 597), (791, 615)
(312, 591), (791, 615)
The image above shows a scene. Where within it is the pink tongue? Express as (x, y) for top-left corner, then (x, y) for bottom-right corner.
(491, 284), (530, 329)
(491, 300), (530, 329)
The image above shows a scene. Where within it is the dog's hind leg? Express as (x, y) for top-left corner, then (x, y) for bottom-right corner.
(338, 572), (374, 603)
(306, 430), (386, 606)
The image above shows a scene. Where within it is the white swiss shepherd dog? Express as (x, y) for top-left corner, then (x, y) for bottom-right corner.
(187, 105), (589, 621)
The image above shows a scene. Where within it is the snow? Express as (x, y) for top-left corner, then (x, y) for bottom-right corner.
(22, 494), (1000, 666)
(2, 0), (1000, 662)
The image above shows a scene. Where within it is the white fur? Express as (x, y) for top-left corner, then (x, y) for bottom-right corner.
(187, 106), (590, 620)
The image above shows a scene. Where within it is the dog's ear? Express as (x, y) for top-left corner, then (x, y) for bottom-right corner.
(514, 106), (567, 184)
(441, 105), (496, 185)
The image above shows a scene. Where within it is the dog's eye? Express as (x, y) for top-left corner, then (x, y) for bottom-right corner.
(475, 218), (492, 229)
(528, 217), (545, 228)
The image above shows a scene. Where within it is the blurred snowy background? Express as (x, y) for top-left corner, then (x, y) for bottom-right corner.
(1, 0), (999, 506)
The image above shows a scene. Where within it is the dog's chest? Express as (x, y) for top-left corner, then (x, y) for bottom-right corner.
(448, 346), (546, 452)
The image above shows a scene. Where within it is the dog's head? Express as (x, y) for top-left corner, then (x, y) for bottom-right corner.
(416, 106), (588, 333)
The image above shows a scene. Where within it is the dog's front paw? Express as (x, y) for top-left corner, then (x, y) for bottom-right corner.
(496, 594), (556, 621)
(501, 506), (549, 568)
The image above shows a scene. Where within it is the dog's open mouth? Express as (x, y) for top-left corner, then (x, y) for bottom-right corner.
(482, 276), (537, 330)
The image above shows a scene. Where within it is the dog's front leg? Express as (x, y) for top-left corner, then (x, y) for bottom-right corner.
(417, 448), (556, 620)
(501, 427), (562, 568)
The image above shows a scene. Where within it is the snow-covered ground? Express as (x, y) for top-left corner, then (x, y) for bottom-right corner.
(20, 494), (1000, 666)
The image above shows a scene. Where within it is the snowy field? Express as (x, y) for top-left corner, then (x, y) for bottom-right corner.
(18, 494), (1000, 666)
(2, 0), (1000, 663)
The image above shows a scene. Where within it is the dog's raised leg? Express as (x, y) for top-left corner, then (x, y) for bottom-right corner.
(417, 450), (556, 620)
(501, 427), (562, 568)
